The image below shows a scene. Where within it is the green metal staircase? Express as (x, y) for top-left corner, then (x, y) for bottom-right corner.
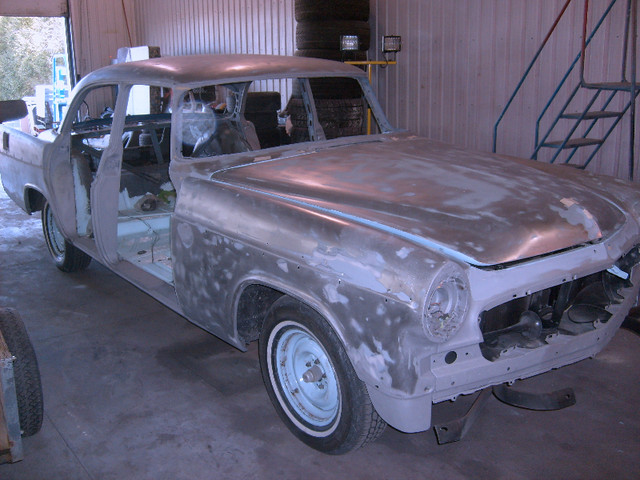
(494, 0), (638, 179)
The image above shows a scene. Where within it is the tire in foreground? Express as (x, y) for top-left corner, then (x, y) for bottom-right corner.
(0, 307), (43, 437)
(259, 296), (386, 454)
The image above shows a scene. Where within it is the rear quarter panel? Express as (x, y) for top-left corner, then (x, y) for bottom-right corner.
(0, 125), (54, 212)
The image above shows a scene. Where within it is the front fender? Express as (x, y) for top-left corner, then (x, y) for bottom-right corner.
(172, 176), (448, 398)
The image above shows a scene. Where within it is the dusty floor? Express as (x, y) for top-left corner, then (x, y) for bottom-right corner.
(0, 187), (639, 480)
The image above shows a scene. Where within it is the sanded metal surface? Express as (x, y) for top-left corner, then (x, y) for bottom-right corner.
(1, 53), (640, 439)
(0, 189), (639, 477)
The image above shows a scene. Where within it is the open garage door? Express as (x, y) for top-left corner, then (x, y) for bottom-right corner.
(0, 0), (72, 132)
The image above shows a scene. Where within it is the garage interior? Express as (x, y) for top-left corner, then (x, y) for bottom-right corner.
(0, 0), (639, 478)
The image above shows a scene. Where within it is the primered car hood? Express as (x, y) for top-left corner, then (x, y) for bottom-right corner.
(212, 136), (627, 266)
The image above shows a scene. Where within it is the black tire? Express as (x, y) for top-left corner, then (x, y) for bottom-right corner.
(623, 307), (640, 335)
(245, 92), (282, 113)
(42, 201), (92, 273)
(296, 20), (371, 51)
(295, 49), (367, 62)
(259, 297), (386, 454)
(295, 0), (370, 22)
(291, 77), (364, 100)
(245, 111), (279, 130)
(288, 97), (366, 140)
(254, 129), (282, 149)
(289, 105), (364, 127)
(0, 308), (43, 437)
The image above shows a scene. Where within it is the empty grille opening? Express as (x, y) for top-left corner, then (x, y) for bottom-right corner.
(478, 246), (640, 361)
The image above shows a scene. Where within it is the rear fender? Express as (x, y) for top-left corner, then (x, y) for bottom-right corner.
(0, 125), (51, 213)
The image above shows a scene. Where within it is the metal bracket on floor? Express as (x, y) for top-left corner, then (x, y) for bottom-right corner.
(433, 382), (577, 445)
(433, 387), (492, 445)
(492, 384), (576, 411)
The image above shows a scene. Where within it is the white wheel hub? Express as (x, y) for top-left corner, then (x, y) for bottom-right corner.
(268, 321), (341, 435)
(45, 206), (66, 256)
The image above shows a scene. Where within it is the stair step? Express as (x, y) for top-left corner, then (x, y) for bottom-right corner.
(582, 81), (640, 92)
(561, 110), (623, 120)
(542, 138), (604, 149)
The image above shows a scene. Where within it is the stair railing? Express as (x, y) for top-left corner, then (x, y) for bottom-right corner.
(494, 0), (636, 179)
(531, 0), (619, 157)
(627, 0), (637, 180)
(492, 0), (573, 153)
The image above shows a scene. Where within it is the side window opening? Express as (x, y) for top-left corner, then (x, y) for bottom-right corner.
(178, 76), (379, 160)
(180, 83), (258, 158)
(70, 85), (118, 173)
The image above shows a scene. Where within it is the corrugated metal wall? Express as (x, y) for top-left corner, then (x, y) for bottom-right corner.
(0, 0), (67, 17)
(133, 0), (294, 57)
(69, 0), (137, 79)
(71, 0), (637, 180)
(370, 0), (639, 179)
(131, 1), (297, 101)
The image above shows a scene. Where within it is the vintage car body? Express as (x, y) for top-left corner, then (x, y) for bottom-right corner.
(1, 54), (639, 453)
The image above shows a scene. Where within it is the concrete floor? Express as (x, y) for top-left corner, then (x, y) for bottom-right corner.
(1, 187), (639, 480)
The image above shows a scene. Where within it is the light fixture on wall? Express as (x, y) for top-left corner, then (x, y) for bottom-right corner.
(340, 35), (361, 62)
(342, 34), (403, 135)
(382, 35), (402, 54)
(340, 35), (360, 51)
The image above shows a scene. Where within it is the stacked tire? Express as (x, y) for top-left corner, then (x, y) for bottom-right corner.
(295, 0), (370, 57)
(245, 92), (282, 148)
(291, 0), (370, 140)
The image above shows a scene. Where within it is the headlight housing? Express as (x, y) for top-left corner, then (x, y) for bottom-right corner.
(422, 264), (469, 342)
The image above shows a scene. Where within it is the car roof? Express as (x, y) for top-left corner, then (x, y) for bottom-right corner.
(76, 54), (367, 89)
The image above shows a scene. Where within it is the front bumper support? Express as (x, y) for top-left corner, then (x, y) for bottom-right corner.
(433, 382), (577, 444)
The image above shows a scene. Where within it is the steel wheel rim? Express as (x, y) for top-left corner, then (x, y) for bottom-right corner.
(45, 206), (65, 257)
(271, 322), (340, 431)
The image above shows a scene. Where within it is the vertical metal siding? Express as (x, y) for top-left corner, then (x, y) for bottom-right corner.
(72, 1), (636, 180)
(133, 0), (294, 58)
(0, 0), (67, 17)
(69, 0), (137, 78)
(133, 0), (295, 100)
(371, 0), (638, 179)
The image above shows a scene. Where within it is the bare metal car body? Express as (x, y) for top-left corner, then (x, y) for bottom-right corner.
(1, 54), (639, 449)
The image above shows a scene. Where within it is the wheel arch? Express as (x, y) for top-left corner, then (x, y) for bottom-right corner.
(23, 186), (46, 214)
(238, 283), (434, 434)
(232, 276), (352, 353)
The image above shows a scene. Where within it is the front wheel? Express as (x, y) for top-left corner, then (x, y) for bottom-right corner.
(42, 202), (91, 272)
(259, 297), (386, 454)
